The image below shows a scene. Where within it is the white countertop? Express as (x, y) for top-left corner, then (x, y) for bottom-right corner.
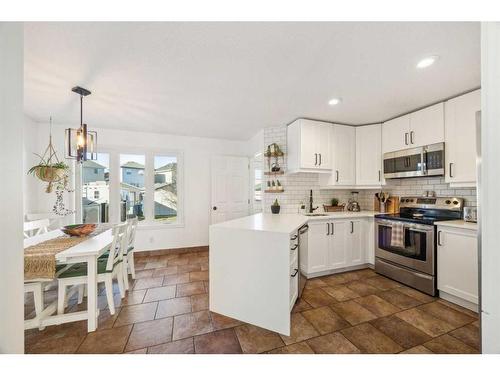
(211, 211), (376, 234)
(435, 220), (478, 231)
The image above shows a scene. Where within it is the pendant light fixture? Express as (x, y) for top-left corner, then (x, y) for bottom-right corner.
(65, 86), (97, 162)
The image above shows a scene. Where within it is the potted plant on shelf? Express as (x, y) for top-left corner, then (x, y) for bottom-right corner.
(271, 198), (281, 214)
(331, 198), (339, 206)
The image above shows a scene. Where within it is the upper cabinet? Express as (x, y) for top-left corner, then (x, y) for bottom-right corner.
(444, 90), (480, 187)
(382, 103), (445, 153)
(319, 124), (356, 186)
(356, 124), (383, 186)
(287, 119), (332, 173)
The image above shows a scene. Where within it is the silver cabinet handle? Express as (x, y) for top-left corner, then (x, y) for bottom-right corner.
(290, 244), (298, 251)
(449, 163), (454, 178)
(290, 234), (298, 241)
(319, 153), (322, 166)
(350, 221), (354, 234)
(331, 223), (334, 235)
(437, 230), (443, 246)
(291, 268), (299, 277)
(314, 153), (318, 166)
(378, 170), (381, 181)
(405, 132), (409, 145)
(410, 131), (415, 144)
(335, 170), (339, 182)
(326, 222), (330, 236)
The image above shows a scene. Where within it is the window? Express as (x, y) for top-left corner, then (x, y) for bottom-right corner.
(253, 152), (263, 213)
(120, 154), (145, 221)
(81, 153), (109, 223)
(154, 155), (178, 222)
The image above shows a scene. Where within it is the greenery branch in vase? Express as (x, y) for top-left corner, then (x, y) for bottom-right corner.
(271, 198), (281, 214)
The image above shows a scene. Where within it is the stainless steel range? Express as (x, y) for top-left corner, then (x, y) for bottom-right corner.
(375, 196), (463, 296)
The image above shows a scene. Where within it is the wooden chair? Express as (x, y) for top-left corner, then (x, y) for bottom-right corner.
(56, 222), (128, 315)
(23, 219), (50, 239)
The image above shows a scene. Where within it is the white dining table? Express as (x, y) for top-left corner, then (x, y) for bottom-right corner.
(24, 228), (113, 332)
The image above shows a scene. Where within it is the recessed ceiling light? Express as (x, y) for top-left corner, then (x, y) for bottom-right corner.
(328, 98), (342, 106)
(416, 55), (439, 69)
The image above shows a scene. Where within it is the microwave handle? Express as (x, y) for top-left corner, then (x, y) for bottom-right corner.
(421, 149), (427, 175)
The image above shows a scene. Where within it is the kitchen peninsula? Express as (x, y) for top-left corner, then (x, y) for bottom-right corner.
(209, 211), (376, 335)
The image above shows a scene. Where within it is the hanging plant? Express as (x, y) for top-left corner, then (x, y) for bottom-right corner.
(27, 117), (70, 193)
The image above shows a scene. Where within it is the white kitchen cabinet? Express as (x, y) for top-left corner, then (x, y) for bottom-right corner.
(287, 119), (332, 173)
(319, 124), (356, 186)
(437, 225), (478, 311)
(382, 114), (411, 153)
(382, 104), (444, 153)
(304, 218), (368, 277)
(409, 103), (445, 148)
(356, 124), (383, 186)
(444, 90), (480, 187)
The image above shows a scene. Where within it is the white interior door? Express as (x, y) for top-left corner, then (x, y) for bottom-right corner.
(211, 155), (250, 224)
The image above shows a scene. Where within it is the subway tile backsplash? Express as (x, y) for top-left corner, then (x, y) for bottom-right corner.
(262, 126), (477, 214)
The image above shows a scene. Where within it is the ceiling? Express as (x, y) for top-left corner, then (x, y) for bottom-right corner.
(24, 22), (480, 141)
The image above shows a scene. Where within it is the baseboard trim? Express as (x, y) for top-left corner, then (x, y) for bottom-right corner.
(135, 245), (209, 257)
(304, 263), (373, 279)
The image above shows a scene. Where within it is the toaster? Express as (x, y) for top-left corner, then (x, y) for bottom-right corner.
(463, 207), (478, 223)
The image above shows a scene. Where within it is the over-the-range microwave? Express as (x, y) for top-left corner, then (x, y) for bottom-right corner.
(383, 142), (445, 179)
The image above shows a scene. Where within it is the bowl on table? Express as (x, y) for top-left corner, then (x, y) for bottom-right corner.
(62, 224), (97, 237)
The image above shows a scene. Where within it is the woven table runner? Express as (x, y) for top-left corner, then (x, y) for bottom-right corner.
(24, 225), (112, 281)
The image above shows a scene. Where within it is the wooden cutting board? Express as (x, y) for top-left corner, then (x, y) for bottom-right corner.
(374, 195), (400, 213)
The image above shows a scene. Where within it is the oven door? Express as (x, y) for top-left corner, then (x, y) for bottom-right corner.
(375, 219), (435, 275)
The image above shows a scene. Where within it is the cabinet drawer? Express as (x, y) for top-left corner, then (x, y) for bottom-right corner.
(289, 269), (298, 310)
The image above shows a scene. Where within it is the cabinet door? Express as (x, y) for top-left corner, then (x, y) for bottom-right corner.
(347, 220), (365, 265)
(306, 221), (329, 273)
(328, 221), (348, 268)
(444, 90), (480, 185)
(382, 114), (410, 153)
(356, 124), (382, 185)
(332, 125), (356, 185)
(316, 123), (332, 170)
(437, 228), (478, 304)
(409, 103), (445, 148)
(300, 120), (319, 169)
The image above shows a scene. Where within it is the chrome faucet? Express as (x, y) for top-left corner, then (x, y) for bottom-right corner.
(308, 190), (318, 213)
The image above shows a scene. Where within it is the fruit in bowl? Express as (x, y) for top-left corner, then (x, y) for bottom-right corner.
(62, 224), (97, 237)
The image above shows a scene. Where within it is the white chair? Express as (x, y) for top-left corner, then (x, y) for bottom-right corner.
(56, 222), (128, 315)
(23, 219), (50, 239)
(123, 218), (138, 288)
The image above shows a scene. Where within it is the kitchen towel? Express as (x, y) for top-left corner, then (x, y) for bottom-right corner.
(391, 222), (405, 248)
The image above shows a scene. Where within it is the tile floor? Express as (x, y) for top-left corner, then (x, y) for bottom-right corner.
(24, 249), (480, 354)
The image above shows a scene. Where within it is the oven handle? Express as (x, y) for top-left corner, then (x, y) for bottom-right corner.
(376, 220), (434, 233)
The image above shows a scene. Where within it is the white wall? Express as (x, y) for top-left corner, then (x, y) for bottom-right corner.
(480, 22), (500, 354)
(23, 115), (39, 216)
(0, 22), (24, 353)
(25, 122), (254, 251)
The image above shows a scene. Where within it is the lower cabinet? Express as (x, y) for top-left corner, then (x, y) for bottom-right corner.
(437, 226), (478, 311)
(304, 219), (368, 276)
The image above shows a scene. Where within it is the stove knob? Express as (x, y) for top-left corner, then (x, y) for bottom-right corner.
(445, 200), (451, 204)
(453, 200), (459, 205)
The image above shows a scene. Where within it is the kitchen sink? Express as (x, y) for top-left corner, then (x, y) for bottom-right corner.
(303, 213), (328, 216)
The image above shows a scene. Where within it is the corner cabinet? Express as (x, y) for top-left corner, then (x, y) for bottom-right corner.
(382, 103), (444, 153)
(444, 89), (480, 187)
(303, 218), (370, 277)
(437, 225), (478, 312)
(356, 124), (383, 186)
(319, 124), (356, 186)
(287, 119), (332, 173)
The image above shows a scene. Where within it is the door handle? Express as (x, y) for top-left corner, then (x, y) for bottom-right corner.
(410, 131), (415, 144)
(437, 230), (443, 246)
(350, 221), (354, 234)
(319, 153), (322, 166)
(326, 222), (330, 236)
(336, 170), (339, 182)
(449, 163), (454, 178)
(405, 132), (409, 145)
(291, 268), (299, 277)
(212, 206), (217, 211)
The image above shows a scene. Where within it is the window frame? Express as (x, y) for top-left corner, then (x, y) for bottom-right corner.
(75, 146), (184, 229)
